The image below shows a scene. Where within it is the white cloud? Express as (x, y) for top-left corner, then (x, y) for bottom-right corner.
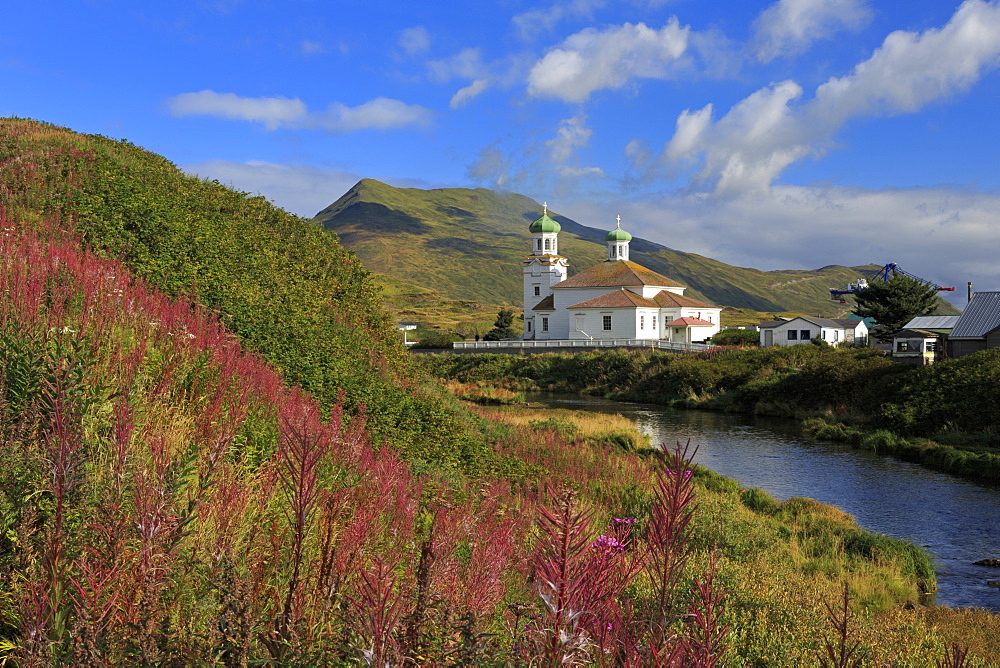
(545, 115), (605, 177)
(428, 47), (487, 82)
(450, 79), (491, 108)
(656, 0), (1000, 195)
(527, 19), (689, 102)
(300, 40), (324, 56)
(310, 97), (433, 132)
(466, 142), (514, 188)
(165, 90), (433, 133)
(165, 90), (307, 130)
(399, 26), (430, 56)
(751, 0), (873, 63)
(811, 0), (1000, 122)
(624, 184), (1000, 306)
(181, 160), (363, 217)
(512, 0), (607, 40)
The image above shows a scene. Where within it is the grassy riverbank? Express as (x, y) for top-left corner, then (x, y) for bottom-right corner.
(466, 397), (1000, 666)
(420, 347), (1000, 483)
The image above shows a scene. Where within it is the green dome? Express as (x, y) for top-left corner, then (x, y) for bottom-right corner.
(606, 226), (632, 242)
(529, 213), (561, 234)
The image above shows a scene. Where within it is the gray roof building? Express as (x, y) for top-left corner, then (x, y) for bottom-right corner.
(947, 292), (1000, 357)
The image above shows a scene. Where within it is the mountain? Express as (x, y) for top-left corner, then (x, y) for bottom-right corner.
(316, 179), (960, 318)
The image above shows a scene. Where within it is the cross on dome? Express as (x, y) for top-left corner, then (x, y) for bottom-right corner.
(616, 214), (621, 227)
(543, 201), (547, 215)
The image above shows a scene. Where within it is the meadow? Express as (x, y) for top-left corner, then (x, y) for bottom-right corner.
(2, 222), (997, 665)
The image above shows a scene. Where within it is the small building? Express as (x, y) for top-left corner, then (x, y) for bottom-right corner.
(891, 315), (961, 363)
(947, 292), (1000, 358)
(758, 317), (869, 348)
(891, 328), (942, 365)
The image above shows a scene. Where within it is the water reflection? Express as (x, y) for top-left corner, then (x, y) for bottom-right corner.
(529, 394), (1000, 611)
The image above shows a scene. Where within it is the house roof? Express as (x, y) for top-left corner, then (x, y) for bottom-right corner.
(893, 328), (940, 339)
(528, 212), (561, 233)
(567, 288), (658, 309)
(664, 317), (715, 327)
(554, 260), (684, 290)
(531, 295), (556, 311)
(653, 290), (717, 309)
(950, 292), (1000, 338)
(904, 315), (962, 330)
(758, 316), (867, 330)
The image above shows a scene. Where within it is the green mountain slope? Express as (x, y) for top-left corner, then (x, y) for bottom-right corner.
(0, 118), (487, 461)
(316, 179), (959, 317)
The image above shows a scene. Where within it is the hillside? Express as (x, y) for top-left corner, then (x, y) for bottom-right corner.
(315, 179), (959, 319)
(0, 118), (483, 460)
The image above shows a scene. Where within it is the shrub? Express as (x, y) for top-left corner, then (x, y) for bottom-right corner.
(411, 332), (462, 349)
(711, 328), (760, 347)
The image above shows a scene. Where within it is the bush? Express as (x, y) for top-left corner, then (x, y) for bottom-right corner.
(411, 332), (463, 349)
(711, 328), (760, 347)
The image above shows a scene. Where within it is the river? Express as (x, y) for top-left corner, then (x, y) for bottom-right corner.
(529, 393), (1000, 612)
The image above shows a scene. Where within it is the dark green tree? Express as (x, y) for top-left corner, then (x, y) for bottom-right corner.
(852, 273), (940, 342)
(483, 308), (521, 341)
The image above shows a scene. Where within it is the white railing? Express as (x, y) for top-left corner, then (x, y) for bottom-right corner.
(452, 338), (711, 352)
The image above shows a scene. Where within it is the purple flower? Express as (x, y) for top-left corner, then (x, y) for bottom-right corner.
(593, 534), (625, 552)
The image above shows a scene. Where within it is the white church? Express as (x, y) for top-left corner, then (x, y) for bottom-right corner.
(522, 207), (721, 344)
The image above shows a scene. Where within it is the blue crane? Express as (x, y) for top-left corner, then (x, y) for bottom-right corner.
(829, 263), (955, 302)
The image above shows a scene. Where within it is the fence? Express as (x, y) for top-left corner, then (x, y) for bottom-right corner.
(450, 338), (712, 353)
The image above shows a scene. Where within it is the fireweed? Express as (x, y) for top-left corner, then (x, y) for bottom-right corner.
(0, 215), (991, 665)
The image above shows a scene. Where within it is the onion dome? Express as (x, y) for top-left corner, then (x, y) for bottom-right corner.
(529, 212), (561, 234)
(605, 226), (632, 242)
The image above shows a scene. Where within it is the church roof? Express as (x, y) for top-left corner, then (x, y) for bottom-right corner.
(653, 290), (717, 309)
(567, 288), (658, 309)
(529, 212), (561, 234)
(663, 317), (716, 327)
(531, 295), (556, 311)
(606, 226), (632, 242)
(554, 260), (684, 290)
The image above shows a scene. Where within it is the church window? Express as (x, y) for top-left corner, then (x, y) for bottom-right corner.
(534, 286), (540, 296)
(653, 315), (657, 330)
(536, 239), (542, 251)
(603, 315), (612, 331)
(542, 317), (549, 332)
(527, 321), (532, 332)
(610, 246), (616, 258)
(640, 315), (645, 330)
(544, 239), (550, 251)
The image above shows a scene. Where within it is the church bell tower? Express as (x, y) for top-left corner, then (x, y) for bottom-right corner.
(522, 202), (568, 339)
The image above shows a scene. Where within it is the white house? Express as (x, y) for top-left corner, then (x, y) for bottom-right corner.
(758, 317), (868, 348)
(522, 209), (721, 343)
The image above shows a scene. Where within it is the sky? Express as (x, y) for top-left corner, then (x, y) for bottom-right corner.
(4, 0), (1000, 306)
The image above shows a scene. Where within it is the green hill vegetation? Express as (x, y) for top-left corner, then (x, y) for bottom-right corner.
(0, 117), (499, 467)
(0, 117), (995, 664)
(315, 179), (960, 325)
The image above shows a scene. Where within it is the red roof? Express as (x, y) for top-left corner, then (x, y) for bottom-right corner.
(554, 260), (684, 289)
(531, 295), (555, 311)
(663, 317), (715, 327)
(653, 290), (717, 309)
(567, 288), (658, 309)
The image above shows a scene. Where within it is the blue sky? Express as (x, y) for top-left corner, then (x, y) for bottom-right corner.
(4, 0), (1000, 305)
